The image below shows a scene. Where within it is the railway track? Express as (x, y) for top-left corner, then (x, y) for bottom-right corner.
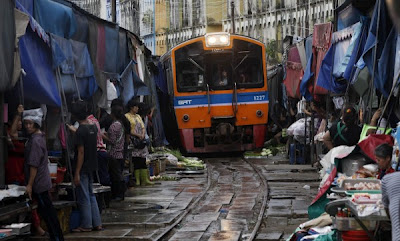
(157, 156), (269, 241)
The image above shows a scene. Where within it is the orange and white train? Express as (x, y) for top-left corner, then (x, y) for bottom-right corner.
(160, 32), (268, 153)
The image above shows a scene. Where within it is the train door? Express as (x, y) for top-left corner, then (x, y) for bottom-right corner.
(205, 52), (236, 118)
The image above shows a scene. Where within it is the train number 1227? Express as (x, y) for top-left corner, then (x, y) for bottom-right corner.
(254, 95), (265, 101)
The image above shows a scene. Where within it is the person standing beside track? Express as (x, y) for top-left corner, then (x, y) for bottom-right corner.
(70, 101), (103, 232)
(23, 108), (64, 241)
(125, 99), (154, 186)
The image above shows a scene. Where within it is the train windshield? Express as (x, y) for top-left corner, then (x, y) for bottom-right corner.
(175, 41), (205, 92)
(233, 39), (264, 88)
(208, 53), (233, 90)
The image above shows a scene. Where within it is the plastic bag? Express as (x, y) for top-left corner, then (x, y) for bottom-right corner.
(358, 134), (394, 161)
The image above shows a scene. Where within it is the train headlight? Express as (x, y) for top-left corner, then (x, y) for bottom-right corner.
(205, 33), (230, 47)
(182, 114), (190, 122)
(208, 36), (217, 44)
(219, 35), (228, 44)
(256, 110), (263, 118)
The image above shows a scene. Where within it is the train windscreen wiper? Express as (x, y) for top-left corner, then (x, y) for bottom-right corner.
(234, 54), (248, 70)
(187, 57), (204, 72)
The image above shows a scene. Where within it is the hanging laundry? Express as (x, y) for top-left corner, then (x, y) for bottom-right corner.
(305, 36), (313, 62)
(317, 22), (361, 94)
(343, 17), (369, 82)
(296, 41), (307, 70)
(284, 47), (303, 99)
(312, 22), (333, 96)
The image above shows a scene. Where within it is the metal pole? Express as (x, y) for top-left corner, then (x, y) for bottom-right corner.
(73, 75), (82, 101)
(231, 1), (235, 34)
(0, 92), (5, 185)
(368, 0), (382, 122)
(56, 68), (76, 202)
(112, 0), (117, 23)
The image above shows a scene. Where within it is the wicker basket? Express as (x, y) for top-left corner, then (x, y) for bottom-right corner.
(149, 161), (159, 176)
(159, 159), (166, 173)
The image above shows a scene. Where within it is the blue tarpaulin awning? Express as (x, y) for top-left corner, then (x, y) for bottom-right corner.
(33, 0), (77, 38)
(50, 34), (98, 99)
(19, 27), (61, 106)
(355, 0), (392, 89)
(119, 60), (150, 105)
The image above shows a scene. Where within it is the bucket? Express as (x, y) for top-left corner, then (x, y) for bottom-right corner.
(342, 230), (372, 241)
(55, 167), (66, 184)
(48, 163), (58, 179)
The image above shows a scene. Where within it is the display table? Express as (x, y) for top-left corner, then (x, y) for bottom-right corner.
(326, 198), (389, 241)
(58, 183), (111, 212)
(0, 200), (30, 222)
(344, 200), (389, 241)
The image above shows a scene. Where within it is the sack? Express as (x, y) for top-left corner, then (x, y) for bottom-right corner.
(131, 136), (146, 149)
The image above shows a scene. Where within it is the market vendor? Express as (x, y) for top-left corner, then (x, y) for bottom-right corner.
(5, 105), (48, 237)
(5, 104), (25, 185)
(323, 106), (361, 150)
(375, 143), (395, 179)
(23, 108), (64, 240)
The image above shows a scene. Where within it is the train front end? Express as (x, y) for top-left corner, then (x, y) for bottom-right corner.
(171, 33), (268, 153)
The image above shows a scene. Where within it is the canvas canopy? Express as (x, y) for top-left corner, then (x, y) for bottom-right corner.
(0, 0), (16, 92)
(33, 0), (77, 38)
(16, 1), (61, 106)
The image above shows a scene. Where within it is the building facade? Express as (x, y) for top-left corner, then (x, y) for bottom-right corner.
(154, 0), (334, 56)
(70, 0), (140, 34)
(140, 0), (156, 54)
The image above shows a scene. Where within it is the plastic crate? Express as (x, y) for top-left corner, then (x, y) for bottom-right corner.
(335, 217), (376, 231)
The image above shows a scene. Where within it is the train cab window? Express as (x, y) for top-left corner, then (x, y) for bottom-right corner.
(175, 41), (205, 92)
(233, 39), (264, 88)
(209, 61), (232, 90)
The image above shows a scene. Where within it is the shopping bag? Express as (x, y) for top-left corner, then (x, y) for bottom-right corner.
(358, 134), (394, 161)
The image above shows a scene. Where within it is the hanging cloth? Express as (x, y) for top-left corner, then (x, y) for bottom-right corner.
(354, 0), (393, 89)
(0, 0), (16, 92)
(312, 23), (333, 96)
(376, 27), (398, 97)
(343, 17), (369, 82)
(300, 54), (314, 100)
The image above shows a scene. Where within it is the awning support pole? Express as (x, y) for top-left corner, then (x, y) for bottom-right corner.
(368, 0), (382, 122)
(56, 67), (76, 202)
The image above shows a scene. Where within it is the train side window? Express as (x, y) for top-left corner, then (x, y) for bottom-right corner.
(233, 39), (264, 88)
(174, 41), (205, 92)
